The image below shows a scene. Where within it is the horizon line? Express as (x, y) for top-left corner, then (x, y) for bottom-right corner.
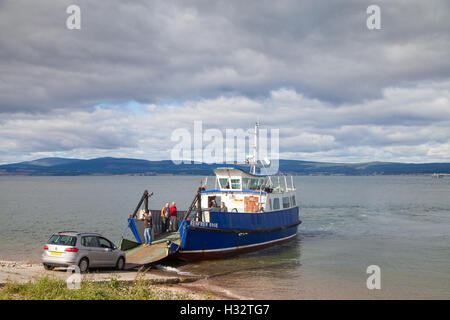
(1, 156), (450, 166)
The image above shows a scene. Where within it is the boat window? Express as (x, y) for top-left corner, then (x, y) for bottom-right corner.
(273, 198), (280, 210)
(219, 178), (230, 189)
(243, 178), (267, 190)
(267, 198), (272, 211)
(291, 195), (296, 206)
(282, 197), (290, 208)
(230, 179), (241, 190)
(249, 179), (259, 190)
(242, 178), (250, 189)
(208, 196), (221, 208)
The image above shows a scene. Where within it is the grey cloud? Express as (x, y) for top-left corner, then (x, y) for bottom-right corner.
(1, 1), (450, 164)
(1, 0), (450, 113)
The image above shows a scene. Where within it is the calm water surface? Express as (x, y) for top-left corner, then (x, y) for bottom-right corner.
(0, 176), (449, 299)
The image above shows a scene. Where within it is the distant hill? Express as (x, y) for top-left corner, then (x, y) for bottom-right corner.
(22, 157), (82, 167)
(277, 159), (450, 175)
(0, 157), (450, 176)
(0, 157), (217, 176)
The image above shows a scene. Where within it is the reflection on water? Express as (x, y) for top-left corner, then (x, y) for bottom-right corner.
(181, 237), (303, 279)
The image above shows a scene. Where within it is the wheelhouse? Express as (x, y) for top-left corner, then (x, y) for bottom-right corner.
(200, 167), (297, 214)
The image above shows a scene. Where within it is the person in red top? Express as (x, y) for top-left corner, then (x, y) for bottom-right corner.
(169, 202), (178, 232)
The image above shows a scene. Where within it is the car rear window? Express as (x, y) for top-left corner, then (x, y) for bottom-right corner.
(48, 234), (77, 246)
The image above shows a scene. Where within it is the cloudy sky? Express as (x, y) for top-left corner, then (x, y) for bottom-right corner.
(1, 0), (450, 164)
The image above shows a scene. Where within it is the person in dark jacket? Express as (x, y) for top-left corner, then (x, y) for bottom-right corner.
(143, 210), (152, 247)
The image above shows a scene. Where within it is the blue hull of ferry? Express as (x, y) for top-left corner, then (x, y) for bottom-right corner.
(177, 206), (301, 260)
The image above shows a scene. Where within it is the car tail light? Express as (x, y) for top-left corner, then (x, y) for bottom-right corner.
(43, 245), (48, 250)
(64, 248), (79, 253)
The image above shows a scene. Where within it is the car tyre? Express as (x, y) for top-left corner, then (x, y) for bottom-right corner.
(116, 257), (125, 270)
(78, 258), (89, 273)
(43, 263), (54, 271)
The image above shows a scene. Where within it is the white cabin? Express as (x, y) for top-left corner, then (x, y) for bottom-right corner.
(200, 167), (297, 214)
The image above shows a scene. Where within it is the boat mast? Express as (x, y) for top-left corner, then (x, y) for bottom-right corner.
(251, 121), (259, 175)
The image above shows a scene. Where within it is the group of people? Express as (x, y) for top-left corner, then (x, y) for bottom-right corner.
(160, 202), (178, 233)
(141, 202), (178, 247)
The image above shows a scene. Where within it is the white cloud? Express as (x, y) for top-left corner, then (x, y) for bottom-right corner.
(1, 84), (450, 164)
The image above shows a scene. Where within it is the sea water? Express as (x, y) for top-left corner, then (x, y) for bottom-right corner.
(0, 175), (449, 298)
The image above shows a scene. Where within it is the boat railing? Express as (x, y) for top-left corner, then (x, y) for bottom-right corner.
(138, 210), (187, 235)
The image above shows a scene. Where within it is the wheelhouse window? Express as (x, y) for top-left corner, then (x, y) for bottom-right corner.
(248, 178), (265, 190)
(230, 179), (241, 190)
(282, 197), (290, 208)
(242, 178), (250, 189)
(257, 178), (265, 190)
(267, 198), (272, 211)
(219, 178), (230, 189)
(291, 195), (296, 206)
(273, 198), (280, 210)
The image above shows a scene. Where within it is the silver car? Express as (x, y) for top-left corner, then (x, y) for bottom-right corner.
(42, 231), (126, 273)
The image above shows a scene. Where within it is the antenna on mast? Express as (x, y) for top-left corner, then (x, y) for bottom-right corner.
(242, 121), (263, 174)
(251, 121), (259, 174)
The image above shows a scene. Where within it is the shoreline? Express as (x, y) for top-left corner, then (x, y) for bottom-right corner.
(1, 260), (448, 300)
(0, 260), (243, 300)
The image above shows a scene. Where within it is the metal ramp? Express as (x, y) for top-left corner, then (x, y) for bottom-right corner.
(123, 232), (180, 266)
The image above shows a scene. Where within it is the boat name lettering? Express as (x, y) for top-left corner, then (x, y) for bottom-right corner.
(191, 221), (218, 228)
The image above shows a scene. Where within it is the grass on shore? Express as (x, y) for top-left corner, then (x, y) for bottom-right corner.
(0, 273), (192, 300)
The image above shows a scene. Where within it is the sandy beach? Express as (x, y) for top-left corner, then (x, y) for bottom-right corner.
(0, 260), (247, 300)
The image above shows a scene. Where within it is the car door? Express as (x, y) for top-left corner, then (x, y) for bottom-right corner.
(96, 237), (116, 267)
(81, 236), (103, 267)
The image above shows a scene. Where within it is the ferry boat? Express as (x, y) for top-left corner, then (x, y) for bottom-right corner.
(120, 122), (301, 263)
(176, 122), (301, 260)
(177, 166), (301, 260)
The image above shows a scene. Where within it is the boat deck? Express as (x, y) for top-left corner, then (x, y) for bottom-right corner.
(124, 232), (180, 266)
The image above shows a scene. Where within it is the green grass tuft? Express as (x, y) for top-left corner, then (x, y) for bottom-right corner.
(0, 275), (190, 300)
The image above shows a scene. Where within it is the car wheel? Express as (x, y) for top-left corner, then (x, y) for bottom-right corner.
(116, 257), (125, 270)
(43, 263), (54, 271)
(78, 258), (89, 273)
